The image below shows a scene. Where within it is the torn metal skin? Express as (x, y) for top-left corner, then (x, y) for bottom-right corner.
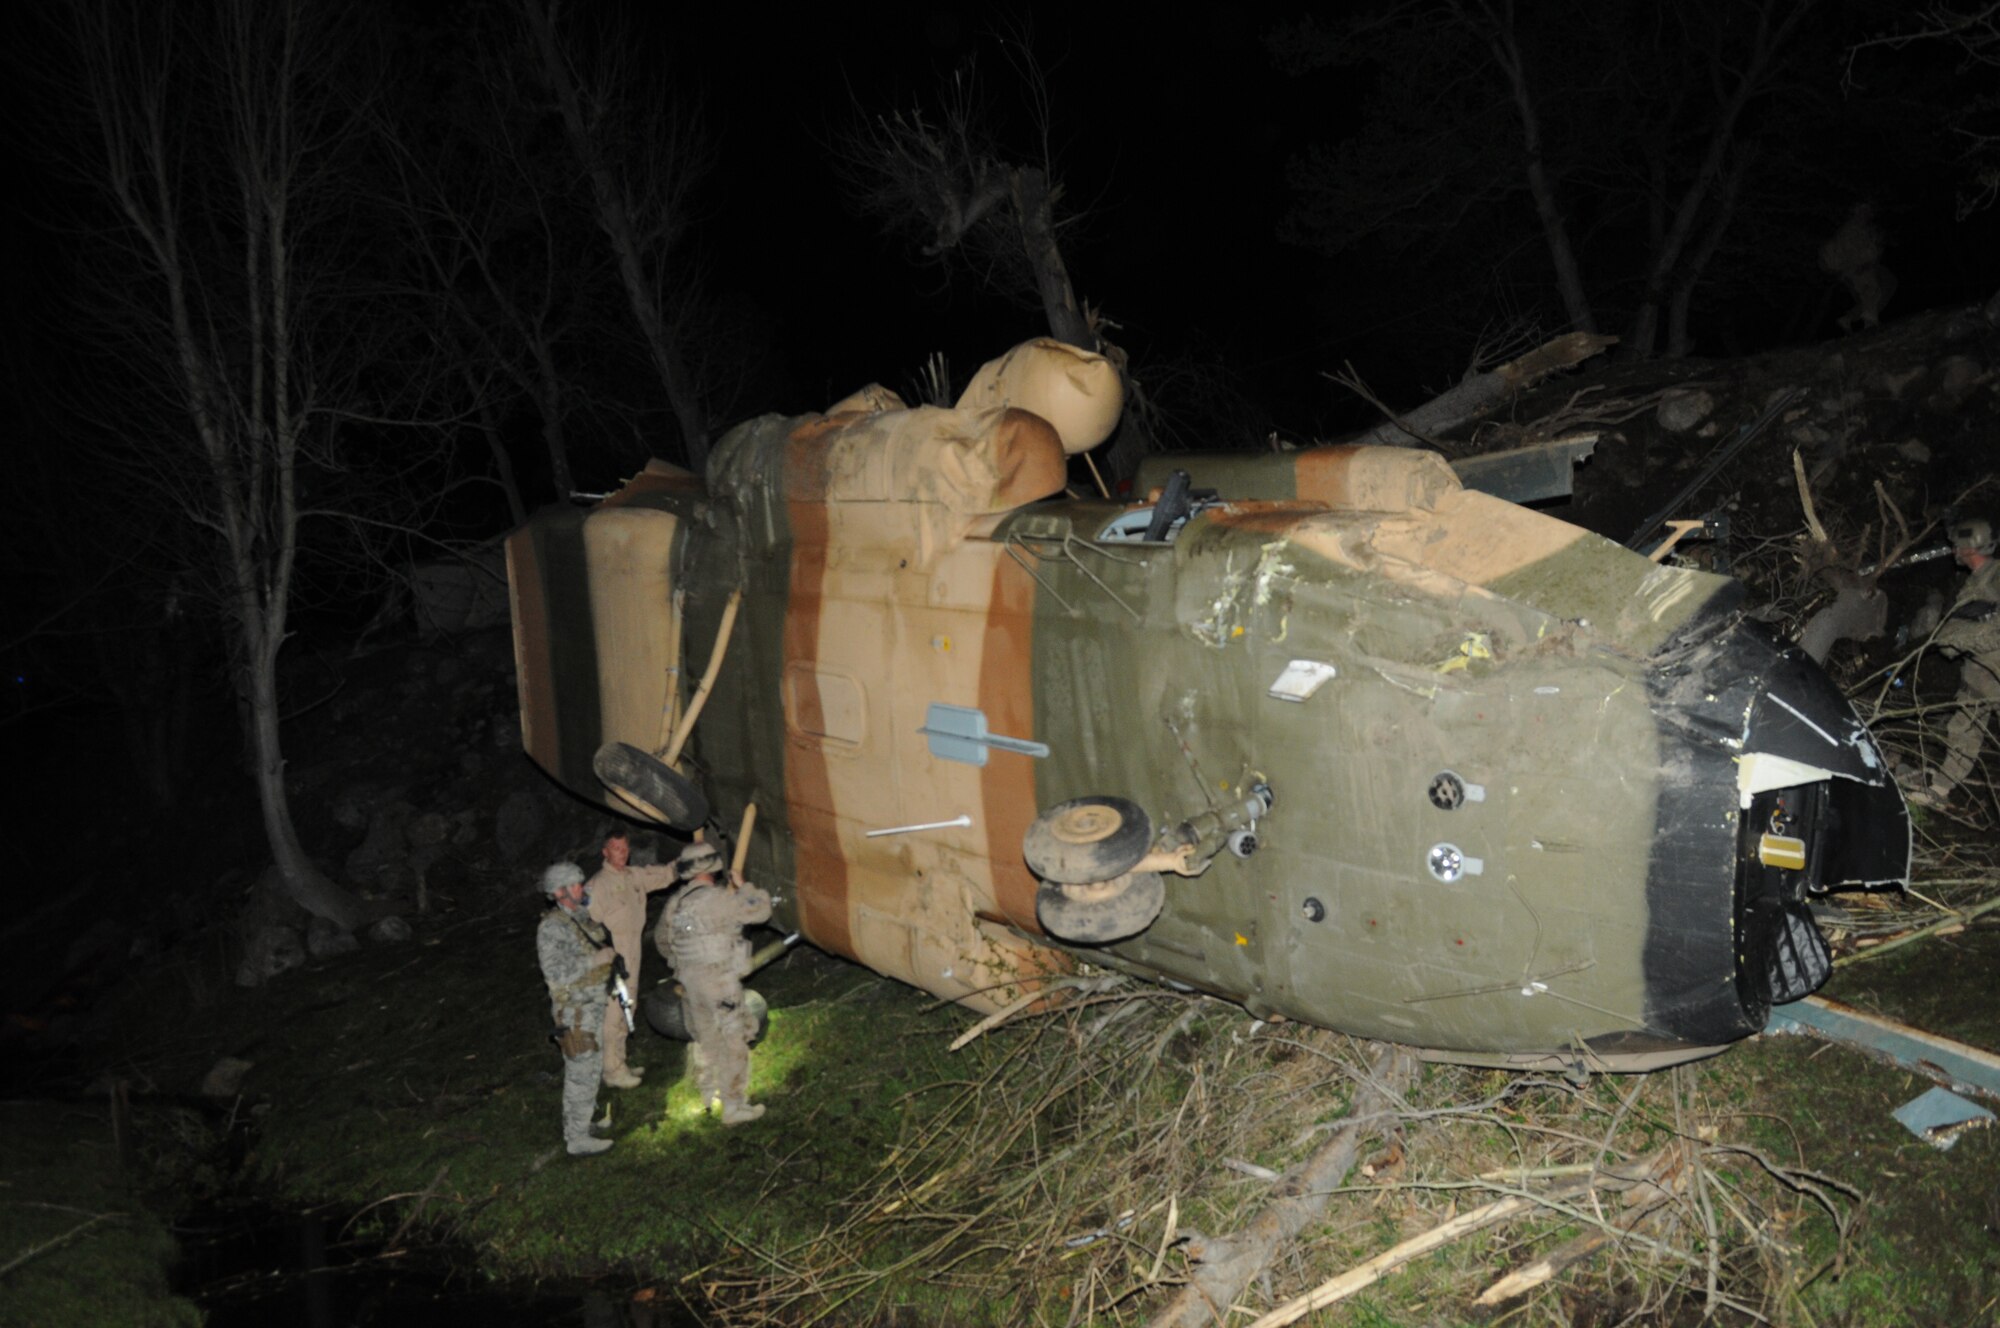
(507, 341), (1911, 1074)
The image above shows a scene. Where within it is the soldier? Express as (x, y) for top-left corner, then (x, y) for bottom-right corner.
(655, 844), (773, 1125)
(537, 862), (616, 1156)
(1925, 517), (2000, 805)
(586, 829), (678, 1089)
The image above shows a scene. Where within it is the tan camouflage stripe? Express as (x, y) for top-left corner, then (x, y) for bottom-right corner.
(781, 430), (854, 961)
(977, 548), (1044, 934)
(769, 412), (1063, 1011)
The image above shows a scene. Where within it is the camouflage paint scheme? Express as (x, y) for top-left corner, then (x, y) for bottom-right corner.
(507, 364), (1910, 1072)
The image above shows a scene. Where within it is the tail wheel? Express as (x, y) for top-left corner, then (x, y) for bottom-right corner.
(1035, 870), (1166, 944)
(1023, 796), (1152, 884)
(593, 741), (710, 831)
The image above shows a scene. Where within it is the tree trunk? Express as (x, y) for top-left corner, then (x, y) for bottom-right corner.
(476, 397), (530, 525)
(1348, 331), (1617, 448)
(1148, 1045), (1418, 1328)
(1010, 166), (1095, 350)
(243, 615), (369, 932)
(1479, 5), (1597, 334)
(1665, 146), (1753, 358)
(528, 342), (574, 500)
(1627, 4), (1801, 357)
(522, 0), (708, 473)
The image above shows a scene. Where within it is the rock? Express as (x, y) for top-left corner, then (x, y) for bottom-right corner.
(495, 789), (546, 862)
(369, 915), (413, 943)
(236, 870), (308, 987)
(1934, 356), (1986, 408)
(408, 812), (451, 849)
(1898, 438), (1932, 464)
(306, 914), (360, 958)
(1879, 367), (1926, 399)
(344, 800), (413, 891)
(1656, 389), (1714, 433)
(200, 1056), (255, 1098)
(237, 924), (304, 987)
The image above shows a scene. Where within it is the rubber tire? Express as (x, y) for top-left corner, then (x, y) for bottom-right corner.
(1022, 796), (1152, 885)
(593, 741), (709, 831)
(1036, 870), (1166, 945)
(642, 984), (769, 1047)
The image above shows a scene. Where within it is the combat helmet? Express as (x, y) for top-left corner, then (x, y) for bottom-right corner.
(540, 862), (585, 894)
(1950, 517), (1996, 557)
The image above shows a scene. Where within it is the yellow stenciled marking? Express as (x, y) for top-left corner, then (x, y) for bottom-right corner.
(1437, 632), (1494, 674)
(1235, 932), (1249, 947)
(1757, 834), (1808, 871)
(932, 634), (952, 652)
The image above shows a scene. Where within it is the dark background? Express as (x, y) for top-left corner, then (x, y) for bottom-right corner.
(1, 0), (1995, 1012)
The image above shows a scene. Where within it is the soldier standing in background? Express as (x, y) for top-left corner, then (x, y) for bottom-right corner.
(585, 829), (678, 1089)
(656, 845), (773, 1125)
(1925, 518), (2000, 806)
(537, 862), (616, 1156)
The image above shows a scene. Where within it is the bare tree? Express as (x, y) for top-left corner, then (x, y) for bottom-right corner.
(373, 25), (612, 505)
(830, 46), (1176, 479)
(1276, 0), (1819, 360)
(1623, 0), (1810, 358)
(519, 0), (712, 472)
(48, 0), (416, 929)
(1849, 3), (2000, 218)
(832, 55), (1095, 351)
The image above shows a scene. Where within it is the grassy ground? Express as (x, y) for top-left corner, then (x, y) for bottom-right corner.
(0, 1099), (203, 1328)
(49, 825), (2000, 1326)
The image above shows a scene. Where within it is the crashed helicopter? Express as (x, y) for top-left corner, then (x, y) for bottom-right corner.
(506, 340), (1911, 1073)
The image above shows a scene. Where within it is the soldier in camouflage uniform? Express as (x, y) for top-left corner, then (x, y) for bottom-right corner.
(537, 862), (617, 1156)
(655, 845), (773, 1125)
(1928, 518), (2000, 805)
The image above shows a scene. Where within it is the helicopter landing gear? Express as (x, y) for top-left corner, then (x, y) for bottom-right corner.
(1022, 796), (1153, 884)
(1034, 869), (1166, 944)
(592, 741), (710, 831)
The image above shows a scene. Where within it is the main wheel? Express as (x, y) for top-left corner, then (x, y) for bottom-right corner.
(593, 741), (709, 831)
(1035, 870), (1166, 944)
(642, 983), (770, 1047)
(1022, 796), (1152, 885)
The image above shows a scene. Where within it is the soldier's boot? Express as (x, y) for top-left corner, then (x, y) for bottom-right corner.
(718, 1040), (761, 1126)
(562, 1052), (611, 1155)
(688, 1041), (717, 1112)
(1933, 702), (1988, 803)
(600, 1006), (644, 1088)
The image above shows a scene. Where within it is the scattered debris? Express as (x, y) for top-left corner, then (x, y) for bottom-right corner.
(199, 1056), (255, 1099)
(1765, 996), (2000, 1102)
(1892, 1086), (1996, 1150)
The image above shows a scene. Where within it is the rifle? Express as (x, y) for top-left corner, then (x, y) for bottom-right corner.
(608, 955), (636, 1034)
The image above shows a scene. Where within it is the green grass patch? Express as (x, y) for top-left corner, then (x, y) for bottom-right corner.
(80, 882), (2000, 1324)
(0, 1100), (202, 1328)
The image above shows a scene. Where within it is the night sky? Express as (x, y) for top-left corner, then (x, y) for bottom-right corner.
(3, 0), (1998, 852)
(673, 4), (1320, 419)
(664, 1), (1998, 432)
